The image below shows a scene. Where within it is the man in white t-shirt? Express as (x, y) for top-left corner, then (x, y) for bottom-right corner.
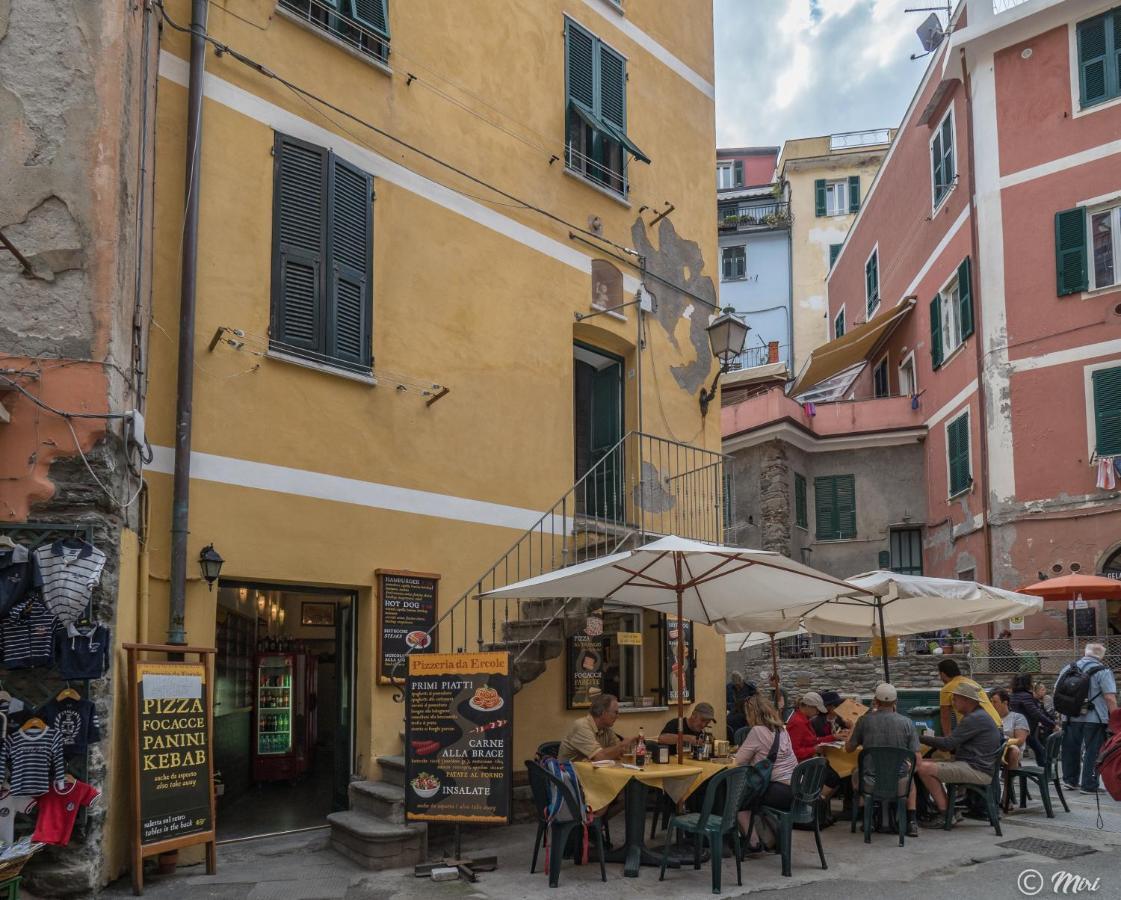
(992, 688), (1029, 769)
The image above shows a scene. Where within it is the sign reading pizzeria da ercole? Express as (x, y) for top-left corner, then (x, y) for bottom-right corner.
(377, 569), (439, 683)
(405, 652), (513, 824)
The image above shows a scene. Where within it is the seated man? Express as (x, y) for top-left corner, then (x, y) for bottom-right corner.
(659, 702), (715, 748)
(937, 658), (1001, 736)
(916, 681), (1003, 821)
(787, 691), (850, 812)
(844, 683), (920, 837)
(991, 688), (1029, 769)
(557, 692), (639, 763)
(812, 690), (850, 738)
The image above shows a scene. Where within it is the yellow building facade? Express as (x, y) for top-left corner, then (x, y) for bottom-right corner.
(116, 0), (723, 876)
(779, 131), (893, 374)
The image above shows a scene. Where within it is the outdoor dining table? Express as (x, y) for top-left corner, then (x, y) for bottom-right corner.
(572, 759), (727, 877)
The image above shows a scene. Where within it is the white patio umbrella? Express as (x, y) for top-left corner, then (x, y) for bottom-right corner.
(724, 627), (808, 692)
(479, 535), (866, 762)
(799, 570), (1044, 681)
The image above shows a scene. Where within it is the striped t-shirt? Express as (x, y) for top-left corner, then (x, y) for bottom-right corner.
(0, 596), (57, 669)
(34, 541), (105, 626)
(0, 727), (65, 796)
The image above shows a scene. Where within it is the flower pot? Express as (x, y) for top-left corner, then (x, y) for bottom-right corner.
(157, 851), (178, 875)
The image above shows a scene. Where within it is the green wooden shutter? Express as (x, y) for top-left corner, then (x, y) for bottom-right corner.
(1093, 367), (1121, 456)
(948, 416), (971, 496)
(814, 476), (835, 540)
(866, 252), (878, 315)
(1078, 14), (1109, 106)
(930, 294), (943, 369)
(940, 114), (955, 190)
(1055, 207), (1088, 296)
(733, 160), (744, 187)
(599, 44), (626, 130)
(565, 20), (596, 111)
(931, 131), (944, 206)
(721, 249), (732, 280)
(835, 475), (855, 538)
(835, 308), (845, 339)
(829, 243), (842, 269)
(350, 0), (389, 38)
(815, 179), (826, 217)
(722, 471), (734, 533)
(272, 134), (328, 357)
(326, 155), (373, 370)
(848, 175), (860, 212)
(957, 256), (974, 340)
(795, 474), (807, 529)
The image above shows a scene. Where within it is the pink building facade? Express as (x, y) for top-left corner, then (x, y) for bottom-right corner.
(725, 0), (1121, 642)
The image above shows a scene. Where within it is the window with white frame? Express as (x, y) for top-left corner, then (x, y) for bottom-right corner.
(865, 248), (880, 316)
(834, 307), (846, 340)
(722, 245), (746, 280)
(873, 356), (889, 398)
(824, 180), (849, 216)
(717, 163), (735, 190)
(1091, 203), (1121, 291)
(929, 257), (974, 370)
(899, 353), (917, 397)
(931, 106), (956, 209)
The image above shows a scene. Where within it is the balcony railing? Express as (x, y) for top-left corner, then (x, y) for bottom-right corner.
(727, 344), (787, 371)
(279, 0), (390, 64)
(719, 202), (790, 231)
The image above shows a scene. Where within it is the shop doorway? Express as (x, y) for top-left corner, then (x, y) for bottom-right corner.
(213, 582), (357, 840)
(574, 343), (624, 518)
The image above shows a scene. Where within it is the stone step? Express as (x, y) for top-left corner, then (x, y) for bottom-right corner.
(377, 754), (406, 787)
(501, 616), (566, 645)
(327, 810), (426, 870)
(349, 779), (406, 822)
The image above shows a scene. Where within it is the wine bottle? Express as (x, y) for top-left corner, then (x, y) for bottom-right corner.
(635, 728), (646, 768)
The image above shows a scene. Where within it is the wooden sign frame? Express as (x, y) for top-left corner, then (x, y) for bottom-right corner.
(125, 643), (217, 895)
(376, 568), (440, 685)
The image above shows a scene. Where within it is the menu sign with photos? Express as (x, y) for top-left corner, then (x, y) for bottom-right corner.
(377, 569), (439, 683)
(664, 614), (695, 704)
(405, 652), (513, 824)
(566, 614), (605, 708)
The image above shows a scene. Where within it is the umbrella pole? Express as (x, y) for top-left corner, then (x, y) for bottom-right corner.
(877, 600), (890, 682)
(676, 585), (685, 766)
(769, 633), (779, 688)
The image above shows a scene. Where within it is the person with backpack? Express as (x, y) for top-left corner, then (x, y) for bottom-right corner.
(1055, 643), (1118, 794)
(734, 694), (796, 851)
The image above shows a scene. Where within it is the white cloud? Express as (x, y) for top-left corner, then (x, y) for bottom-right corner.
(715, 0), (930, 148)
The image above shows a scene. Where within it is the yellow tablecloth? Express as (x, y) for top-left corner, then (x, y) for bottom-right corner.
(572, 761), (704, 812)
(679, 758), (733, 803)
(817, 743), (950, 779)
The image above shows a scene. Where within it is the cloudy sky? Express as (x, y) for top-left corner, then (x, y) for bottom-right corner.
(714, 0), (936, 148)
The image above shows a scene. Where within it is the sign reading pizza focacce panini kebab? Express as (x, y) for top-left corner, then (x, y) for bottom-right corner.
(405, 652), (513, 824)
(377, 569), (439, 684)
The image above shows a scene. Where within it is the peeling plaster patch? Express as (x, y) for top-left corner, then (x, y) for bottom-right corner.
(954, 550), (978, 578)
(633, 461), (676, 513)
(800, 294), (826, 311)
(631, 217), (718, 394)
(807, 226), (850, 245)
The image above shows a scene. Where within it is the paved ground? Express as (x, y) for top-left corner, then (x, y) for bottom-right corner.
(84, 789), (1121, 899)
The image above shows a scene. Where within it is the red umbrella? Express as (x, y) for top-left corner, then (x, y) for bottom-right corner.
(1018, 574), (1121, 601)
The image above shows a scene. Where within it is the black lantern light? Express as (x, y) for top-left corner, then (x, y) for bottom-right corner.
(198, 544), (224, 591)
(698, 307), (749, 416)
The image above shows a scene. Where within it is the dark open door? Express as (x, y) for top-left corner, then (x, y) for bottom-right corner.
(332, 597), (356, 809)
(574, 344), (624, 518)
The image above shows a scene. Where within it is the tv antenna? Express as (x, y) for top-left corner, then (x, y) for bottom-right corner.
(906, 4), (952, 60)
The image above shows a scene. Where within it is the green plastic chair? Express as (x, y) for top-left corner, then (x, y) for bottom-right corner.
(850, 747), (916, 846)
(526, 760), (607, 888)
(941, 755), (1003, 836)
(658, 765), (750, 894)
(755, 757), (828, 878)
(1009, 730), (1068, 817)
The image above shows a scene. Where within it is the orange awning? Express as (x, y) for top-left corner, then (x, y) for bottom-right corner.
(791, 298), (916, 397)
(1019, 574), (1121, 601)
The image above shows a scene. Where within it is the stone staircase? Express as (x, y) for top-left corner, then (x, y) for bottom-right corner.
(327, 757), (427, 870)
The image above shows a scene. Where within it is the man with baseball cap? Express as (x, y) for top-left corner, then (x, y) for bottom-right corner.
(845, 683), (921, 836)
(916, 680), (1003, 822)
(812, 690), (851, 738)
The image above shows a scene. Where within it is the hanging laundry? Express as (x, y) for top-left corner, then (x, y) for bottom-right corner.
(0, 789), (34, 844)
(40, 696), (100, 758)
(1097, 458), (1117, 491)
(1114, 458), (1121, 481)
(0, 696), (34, 734)
(0, 725), (66, 795)
(54, 622), (110, 680)
(803, 402), (817, 417)
(0, 544), (35, 620)
(0, 596), (57, 669)
(911, 393), (920, 411)
(33, 539), (106, 626)
(29, 778), (99, 846)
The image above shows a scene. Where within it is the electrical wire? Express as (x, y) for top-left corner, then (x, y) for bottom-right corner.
(65, 419), (146, 511)
(0, 374), (130, 420)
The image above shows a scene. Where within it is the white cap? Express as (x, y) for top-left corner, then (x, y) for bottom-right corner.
(874, 683), (897, 703)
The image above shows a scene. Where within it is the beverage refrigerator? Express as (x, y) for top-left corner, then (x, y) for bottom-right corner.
(252, 652), (318, 782)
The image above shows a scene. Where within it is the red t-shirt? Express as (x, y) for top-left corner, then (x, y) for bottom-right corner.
(31, 779), (99, 846)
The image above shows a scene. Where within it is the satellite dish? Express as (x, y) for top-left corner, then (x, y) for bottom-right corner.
(916, 13), (945, 53)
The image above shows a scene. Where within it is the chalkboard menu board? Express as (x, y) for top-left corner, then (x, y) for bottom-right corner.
(405, 652), (513, 824)
(566, 631), (605, 708)
(377, 569), (439, 683)
(665, 614), (694, 704)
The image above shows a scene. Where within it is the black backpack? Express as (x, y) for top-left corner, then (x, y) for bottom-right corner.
(1053, 661), (1106, 717)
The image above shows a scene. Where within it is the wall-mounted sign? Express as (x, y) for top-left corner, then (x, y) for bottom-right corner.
(566, 626), (605, 708)
(1008, 615), (1025, 631)
(616, 631), (643, 646)
(126, 644), (217, 894)
(377, 569), (439, 684)
(405, 652), (512, 824)
(665, 614), (694, 704)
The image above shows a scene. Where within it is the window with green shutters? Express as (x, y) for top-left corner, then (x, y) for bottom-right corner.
(722, 470), (735, 534)
(794, 474), (808, 530)
(279, 0), (390, 63)
(848, 175), (861, 212)
(947, 412), (972, 497)
(1093, 366), (1121, 457)
(814, 474), (856, 541)
(1056, 204), (1121, 295)
(931, 107), (956, 209)
(834, 307), (845, 340)
(930, 256), (973, 369)
(865, 248), (879, 316)
(270, 132), (373, 375)
(1076, 8), (1121, 109)
(564, 18), (649, 198)
(829, 243), (842, 269)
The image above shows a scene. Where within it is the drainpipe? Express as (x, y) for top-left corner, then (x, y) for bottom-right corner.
(168, 0), (208, 645)
(959, 48), (996, 590)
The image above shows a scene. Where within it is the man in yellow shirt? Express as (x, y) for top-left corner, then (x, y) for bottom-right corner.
(937, 658), (1000, 734)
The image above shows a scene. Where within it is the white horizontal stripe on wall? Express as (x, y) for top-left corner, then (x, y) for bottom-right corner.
(147, 446), (547, 532)
(1000, 137), (1121, 190)
(1008, 338), (1121, 373)
(924, 379), (978, 428)
(158, 52), (641, 296)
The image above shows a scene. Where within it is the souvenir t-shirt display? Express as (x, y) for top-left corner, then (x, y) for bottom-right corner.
(33, 540), (106, 626)
(54, 622), (110, 680)
(0, 596), (57, 669)
(39, 697), (101, 758)
(0, 726), (65, 796)
(30, 778), (99, 846)
(0, 545), (34, 620)
(0, 790), (34, 844)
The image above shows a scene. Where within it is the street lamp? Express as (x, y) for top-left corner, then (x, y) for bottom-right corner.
(198, 544), (224, 591)
(699, 307), (749, 417)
